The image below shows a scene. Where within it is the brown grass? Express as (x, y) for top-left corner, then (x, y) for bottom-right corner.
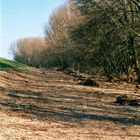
(0, 69), (140, 140)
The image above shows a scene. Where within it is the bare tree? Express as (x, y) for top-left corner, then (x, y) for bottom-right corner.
(43, 3), (84, 69)
(11, 37), (44, 67)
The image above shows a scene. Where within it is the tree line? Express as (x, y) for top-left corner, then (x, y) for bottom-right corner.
(11, 0), (140, 82)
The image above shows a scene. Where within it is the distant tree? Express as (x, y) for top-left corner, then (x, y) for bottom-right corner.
(11, 37), (44, 67)
(43, 3), (84, 70)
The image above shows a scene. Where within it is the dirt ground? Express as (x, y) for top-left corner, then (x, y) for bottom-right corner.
(0, 68), (140, 140)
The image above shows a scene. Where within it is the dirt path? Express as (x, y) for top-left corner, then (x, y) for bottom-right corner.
(0, 69), (140, 140)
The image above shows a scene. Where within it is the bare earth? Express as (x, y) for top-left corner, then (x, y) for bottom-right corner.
(0, 68), (140, 140)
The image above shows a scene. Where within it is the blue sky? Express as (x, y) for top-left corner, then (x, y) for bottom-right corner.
(0, 0), (67, 59)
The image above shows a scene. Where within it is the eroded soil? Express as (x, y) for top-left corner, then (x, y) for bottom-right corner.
(0, 68), (140, 140)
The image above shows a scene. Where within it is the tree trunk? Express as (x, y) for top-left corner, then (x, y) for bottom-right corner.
(128, 35), (140, 83)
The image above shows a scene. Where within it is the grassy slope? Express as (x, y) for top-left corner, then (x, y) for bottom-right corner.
(0, 57), (28, 71)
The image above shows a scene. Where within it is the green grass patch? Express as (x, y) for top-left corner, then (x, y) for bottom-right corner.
(0, 57), (29, 71)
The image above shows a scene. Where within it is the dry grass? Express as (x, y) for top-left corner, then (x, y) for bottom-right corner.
(0, 68), (140, 140)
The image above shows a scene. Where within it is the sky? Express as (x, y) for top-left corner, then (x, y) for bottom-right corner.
(0, 0), (67, 59)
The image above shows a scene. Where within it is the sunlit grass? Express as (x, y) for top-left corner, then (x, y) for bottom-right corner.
(0, 57), (29, 71)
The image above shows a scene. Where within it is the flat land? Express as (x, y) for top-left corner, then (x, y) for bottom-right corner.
(0, 68), (140, 140)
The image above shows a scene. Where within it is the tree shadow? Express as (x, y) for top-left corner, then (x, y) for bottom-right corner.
(0, 86), (140, 126)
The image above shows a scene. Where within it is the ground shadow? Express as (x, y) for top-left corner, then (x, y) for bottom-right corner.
(0, 86), (140, 126)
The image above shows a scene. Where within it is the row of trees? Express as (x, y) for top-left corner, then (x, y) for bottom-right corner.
(73, 0), (140, 82)
(11, 0), (140, 82)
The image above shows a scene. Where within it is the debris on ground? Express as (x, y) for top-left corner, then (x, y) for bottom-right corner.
(114, 95), (139, 106)
(79, 78), (100, 87)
